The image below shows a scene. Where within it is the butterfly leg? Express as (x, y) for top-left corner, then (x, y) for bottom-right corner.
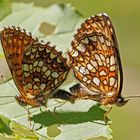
(15, 96), (39, 130)
(104, 105), (112, 124)
(21, 106), (34, 130)
(26, 106), (43, 130)
(53, 99), (67, 112)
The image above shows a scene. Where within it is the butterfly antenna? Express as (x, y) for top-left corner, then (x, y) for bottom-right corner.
(124, 95), (140, 99)
(0, 74), (19, 96)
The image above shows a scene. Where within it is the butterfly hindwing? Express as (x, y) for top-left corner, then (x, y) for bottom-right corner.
(1, 27), (69, 106)
(68, 14), (123, 104)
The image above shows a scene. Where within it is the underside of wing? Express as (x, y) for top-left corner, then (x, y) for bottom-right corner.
(68, 14), (123, 96)
(1, 27), (70, 97)
(1, 27), (35, 95)
(23, 41), (70, 95)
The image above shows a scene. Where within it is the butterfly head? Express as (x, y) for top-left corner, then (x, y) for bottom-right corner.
(116, 96), (129, 106)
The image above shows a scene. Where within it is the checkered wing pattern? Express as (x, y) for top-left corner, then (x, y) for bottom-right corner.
(1, 27), (69, 106)
(68, 14), (123, 104)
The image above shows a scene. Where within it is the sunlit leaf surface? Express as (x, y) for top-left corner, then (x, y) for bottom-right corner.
(0, 2), (112, 140)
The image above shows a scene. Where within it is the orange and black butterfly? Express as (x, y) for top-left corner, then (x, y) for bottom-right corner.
(67, 13), (126, 107)
(54, 13), (140, 114)
(1, 27), (69, 107)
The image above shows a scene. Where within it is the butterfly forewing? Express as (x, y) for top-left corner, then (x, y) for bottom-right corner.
(1, 27), (69, 106)
(23, 41), (69, 94)
(68, 14), (123, 104)
(1, 27), (35, 95)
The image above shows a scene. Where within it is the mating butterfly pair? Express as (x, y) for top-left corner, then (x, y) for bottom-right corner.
(0, 13), (129, 110)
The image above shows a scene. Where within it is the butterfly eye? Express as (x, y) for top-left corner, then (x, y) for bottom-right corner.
(116, 97), (129, 106)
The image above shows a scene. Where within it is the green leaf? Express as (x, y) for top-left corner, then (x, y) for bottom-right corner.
(10, 121), (39, 139)
(0, 115), (47, 140)
(0, 115), (12, 135)
(0, 2), (112, 140)
(0, 0), (11, 20)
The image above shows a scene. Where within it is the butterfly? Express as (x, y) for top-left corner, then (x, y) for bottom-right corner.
(67, 13), (126, 107)
(1, 26), (69, 107)
(54, 13), (140, 116)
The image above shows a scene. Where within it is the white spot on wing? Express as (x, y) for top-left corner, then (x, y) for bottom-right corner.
(26, 83), (32, 89)
(74, 66), (79, 71)
(105, 39), (111, 46)
(98, 13), (103, 16)
(54, 79), (59, 85)
(42, 66), (47, 72)
(83, 76), (88, 82)
(103, 13), (108, 17)
(107, 20), (111, 26)
(103, 80), (107, 85)
(25, 50), (31, 56)
(52, 72), (59, 78)
(27, 93), (35, 99)
(40, 83), (46, 90)
(38, 61), (44, 67)
(71, 50), (78, 57)
(50, 53), (57, 59)
(33, 61), (38, 67)
(77, 43), (86, 52)
(23, 64), (29, 71)
(24, 72), (30, 77)
(29, 64), (33, 70)
(102, 44), (108, 50)
(98, 61), (103, 66)
(33, 85), (39, 90)
(95, 54), (101, 62)
(98, 36), (104, 44)
(114, 81), (117, 88)
(37, 67), (41, 72)
(100, 54), (105, 61)
(32, 48), (37, 53)
(110, 65), (116, 71)
(57, 57), (61, 63)
(89, 36), (97, 42)
(38, 47), (44, 51)
(93, 77), (100, 86)
(81, 38), (89, 44)
(107, 91), (115, 96)
(101, 21), (105, 26)
(103, 62), (106, 66)
(110, 55), (115, 65)
(87, 79), (91, 84)
(34, 78), (40, 82)
(30, 54), (35, 59)
(45, 70), (51, 77)
(90, 59), (98, 68)
(106, 57), (109, 67)
(87, 63), (94, 70)
(79, 66), (89, 75)
(109, 77), (115, 86)
(46, 48), (51, 53)
(100, 70), (106, 76)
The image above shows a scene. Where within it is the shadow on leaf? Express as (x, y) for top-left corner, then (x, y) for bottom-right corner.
(31, 104), (109, 127)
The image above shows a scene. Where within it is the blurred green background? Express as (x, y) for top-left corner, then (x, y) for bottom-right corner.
(3, 0), (140, 139)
